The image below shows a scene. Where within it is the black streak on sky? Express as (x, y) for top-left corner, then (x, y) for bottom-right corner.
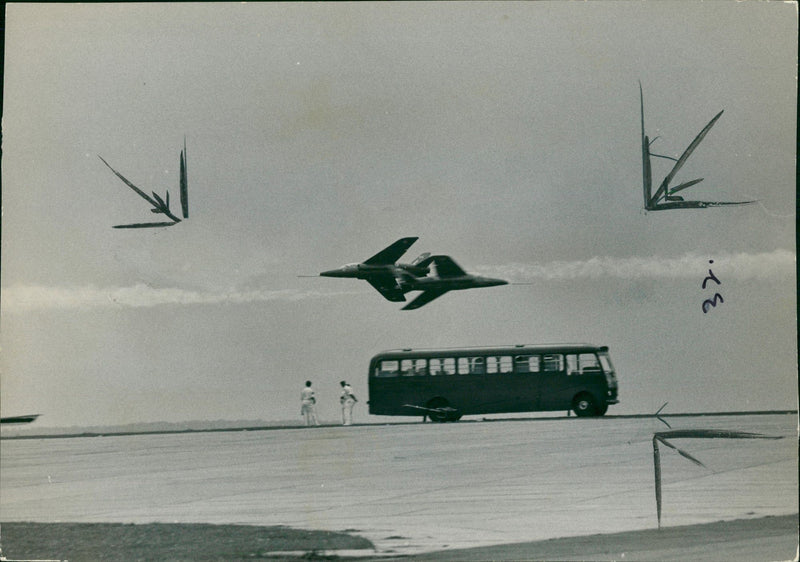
(701, 260), (724, 314)
(99, 138), (190, 228)
(639, 83), (756, 211)
(651, 429), (782, 528)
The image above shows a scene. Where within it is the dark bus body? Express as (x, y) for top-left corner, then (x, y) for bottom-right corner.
(368, 343), (618, 421)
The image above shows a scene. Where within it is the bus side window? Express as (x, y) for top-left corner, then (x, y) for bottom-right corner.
(543, 354), (563, 372)
(379, 360), (399, 377)
(414, 358), (427, 376)
(471, 357), (485, 374)
(458, 357), (470, 375)
(429, 358), (442, 376)
(566, 354), (578, 375)
(486, 357), (498, 374)
(499, 356), (513, 373)
(400, 359), (415, 376)
(443, 358), (456, 375)
(515, 355), (540, 374)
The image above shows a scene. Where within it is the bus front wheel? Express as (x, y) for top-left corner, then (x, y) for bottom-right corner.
(572, 393), (599, 417)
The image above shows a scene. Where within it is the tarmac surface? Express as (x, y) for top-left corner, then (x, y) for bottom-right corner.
(1, 413), (797, 559)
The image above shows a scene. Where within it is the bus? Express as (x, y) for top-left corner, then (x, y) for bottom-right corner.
(367, 343), (618, 421)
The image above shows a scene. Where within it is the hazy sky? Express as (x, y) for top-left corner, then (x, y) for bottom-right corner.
(2, 2), (796, 427)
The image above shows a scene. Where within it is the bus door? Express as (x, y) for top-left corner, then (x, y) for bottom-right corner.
(511, 355), (540, 412)
(398, 358), (429, 402)
(564, 352), (607, 408)
(479, 355), (518, 413)
(535, 353), (568, 410)
(371, 358), (426, 412)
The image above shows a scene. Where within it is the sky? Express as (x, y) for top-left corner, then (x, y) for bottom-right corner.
(1, 2), (796, 428)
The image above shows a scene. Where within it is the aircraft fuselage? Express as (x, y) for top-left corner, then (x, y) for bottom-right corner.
(320, 262), (429, 280)
(400, 275), (508, 292)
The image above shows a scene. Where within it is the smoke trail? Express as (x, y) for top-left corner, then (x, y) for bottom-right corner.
(3, 250), (792, 311)
(1, 284), (363, 311)
(474, 249), (795, 282)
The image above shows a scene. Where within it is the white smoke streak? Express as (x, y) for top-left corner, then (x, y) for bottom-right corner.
(3, 250), (793, 311)
(1, 284), (362, 312)
(474, 249), (795, 282)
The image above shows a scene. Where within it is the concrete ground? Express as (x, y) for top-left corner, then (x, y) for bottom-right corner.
(1, 413), (797, 559)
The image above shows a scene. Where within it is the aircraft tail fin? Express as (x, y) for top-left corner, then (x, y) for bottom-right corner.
(428, 255), (466, 278)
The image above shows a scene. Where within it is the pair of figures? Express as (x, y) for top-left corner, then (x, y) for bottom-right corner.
(301, 380), (358, 426)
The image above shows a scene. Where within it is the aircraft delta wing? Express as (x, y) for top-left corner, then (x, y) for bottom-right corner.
(366, 251), (433, 302)
(402, 287), (449, 310)
(366, 275), (407, 302)
(363, 237), (418, 266)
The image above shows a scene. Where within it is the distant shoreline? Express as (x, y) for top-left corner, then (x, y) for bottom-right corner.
(2, 410), (796, 441)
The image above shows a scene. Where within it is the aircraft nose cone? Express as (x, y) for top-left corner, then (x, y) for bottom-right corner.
(319, 269), (344, 277)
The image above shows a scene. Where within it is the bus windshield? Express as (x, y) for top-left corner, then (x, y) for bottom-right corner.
(598, 353), (614, 374)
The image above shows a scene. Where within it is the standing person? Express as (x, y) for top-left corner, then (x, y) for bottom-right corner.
(339, 380), (357, 426)
(300, 381), (319, 427)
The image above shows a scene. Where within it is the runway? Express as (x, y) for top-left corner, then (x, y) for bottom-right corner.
(1, 413), (796, 557)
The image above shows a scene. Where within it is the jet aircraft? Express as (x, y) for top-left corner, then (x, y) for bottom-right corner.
(318, 237), (432, 302)
(396, 255), (508, 310)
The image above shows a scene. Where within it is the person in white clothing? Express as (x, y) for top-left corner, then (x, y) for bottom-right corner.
(339, 380), (357, 426)
(300, 381), (319, 426)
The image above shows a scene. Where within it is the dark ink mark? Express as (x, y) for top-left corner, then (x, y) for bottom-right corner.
(100, 138), (190, 228)
(652, 430), (782, 528)
(654, 402), (671, 428)
(0, 414), (40, 424)
(702, 270), (721, 289)
(702, 293), (724, 313)
(179, 137), (189, 219)
(701, 261), (724, 313)
(639, 83), (756, 211)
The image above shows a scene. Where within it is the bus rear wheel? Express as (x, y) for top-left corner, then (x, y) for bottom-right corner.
(426, 397), (458, 423)
(572, 393), (599, 417)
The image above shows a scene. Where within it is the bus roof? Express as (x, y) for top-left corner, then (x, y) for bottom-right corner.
(371, 343), (609, 361)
